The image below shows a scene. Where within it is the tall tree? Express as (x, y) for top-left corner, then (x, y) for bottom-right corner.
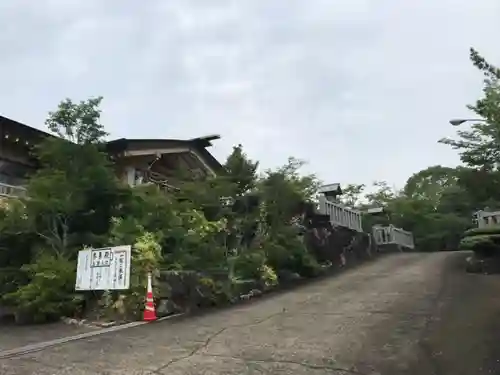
(26, 97), (122, 256)
(259, 157), (320, 230)
(454, 167), (500, 210)
(439, 48), (500, 168)
(224, 144), (259, 196)
(403, 165), (459, 209)
(45, 97), (108, 144)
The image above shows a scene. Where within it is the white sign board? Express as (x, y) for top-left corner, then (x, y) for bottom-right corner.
(75, 245), (132, 291)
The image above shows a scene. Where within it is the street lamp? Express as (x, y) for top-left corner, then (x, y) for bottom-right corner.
(449, 118), (486, 126)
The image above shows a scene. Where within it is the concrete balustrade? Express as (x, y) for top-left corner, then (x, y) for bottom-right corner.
(372, 224), (414, 249)
(475, 210), (500, 228)
(0, 182), (26, 198)
(317, 195), (363, 232)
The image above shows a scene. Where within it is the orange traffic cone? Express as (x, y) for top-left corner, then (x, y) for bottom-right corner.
(143, 272), (157, 321)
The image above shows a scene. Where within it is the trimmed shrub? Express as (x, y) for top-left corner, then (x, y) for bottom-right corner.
(460, 227), (500, 258)
(459, 233), (500, 258)
(463, 226), (500, 238)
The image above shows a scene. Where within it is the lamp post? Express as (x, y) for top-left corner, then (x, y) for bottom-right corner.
(449, 118), (486, 126)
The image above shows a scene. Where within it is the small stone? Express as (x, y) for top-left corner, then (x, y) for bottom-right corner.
(99, 321), (116, 328)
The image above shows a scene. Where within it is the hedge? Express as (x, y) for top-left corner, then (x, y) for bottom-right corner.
(459, 233), (500, 260)
(463, 226), (500, 238)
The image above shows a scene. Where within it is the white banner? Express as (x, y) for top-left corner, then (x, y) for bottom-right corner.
(75, 245), (132, 291)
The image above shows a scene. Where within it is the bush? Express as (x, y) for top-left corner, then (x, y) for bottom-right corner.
(460, 227), (500, 258)
(3, 253), (84, 323)
(263, 235), (321, 279)
(157, 270), (218, 313)
(463, 226), (500, 237)
(259, 264), (278, 288)
(0, 267), (29, 299)
(233, 249), (277, 289)
(459, 233), (500, 258)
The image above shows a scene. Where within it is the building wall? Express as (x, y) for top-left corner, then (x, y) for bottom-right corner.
(0, 126), (36, 189)
(0, 142), (33, 166)
(114, 152), (209, 188)
(0, 133), (217, 199)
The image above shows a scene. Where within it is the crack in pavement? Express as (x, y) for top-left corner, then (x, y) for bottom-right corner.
(197, 353), (371, 375)
(151, 327), (226, 374)
(285, 310), (433, 318)
(152, 310), (286, 374)
(151, 305), (381, 374)
(150, 294), (412, 373)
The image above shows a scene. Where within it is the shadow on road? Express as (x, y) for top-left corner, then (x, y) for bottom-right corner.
(419, 251), (500, 375)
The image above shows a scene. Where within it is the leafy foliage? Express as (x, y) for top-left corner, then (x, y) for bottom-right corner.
(3, 253), (83, 323)
(439, 49), (500, 168)
(45, 96), (108, 144)
(338, 184), (365, 207)
(403, 166), (459, 209)
(224, 144), (259, 195)
(103, 220), (163, 319)
(23, 98), (123, 258)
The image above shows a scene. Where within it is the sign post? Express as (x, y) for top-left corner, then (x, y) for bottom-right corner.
(75, 245), (132, 291)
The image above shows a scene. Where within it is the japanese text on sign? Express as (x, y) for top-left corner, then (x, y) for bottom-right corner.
(91, 248), (113, 267)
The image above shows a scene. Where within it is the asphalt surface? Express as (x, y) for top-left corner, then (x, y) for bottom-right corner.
(2, 252), (500, 375)
(0, 322), (99, 352)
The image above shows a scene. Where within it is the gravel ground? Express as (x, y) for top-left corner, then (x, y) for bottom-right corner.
(1, 252), (500, 375)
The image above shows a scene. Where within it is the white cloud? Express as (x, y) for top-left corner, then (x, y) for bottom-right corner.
(0, 0), (499, 188)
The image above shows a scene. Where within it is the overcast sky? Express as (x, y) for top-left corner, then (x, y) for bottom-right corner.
(1, 1), (499, 188)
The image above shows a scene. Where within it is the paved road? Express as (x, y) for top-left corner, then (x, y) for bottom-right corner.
(0, 322), (98, 352)
(2, 252), (500, 375)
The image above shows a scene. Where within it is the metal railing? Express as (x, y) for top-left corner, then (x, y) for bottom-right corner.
(0, 182), (26, 198)
(372, 224), (414, 249)
(317, 196), (363, 232)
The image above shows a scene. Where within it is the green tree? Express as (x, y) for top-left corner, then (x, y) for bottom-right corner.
(257, 158), (321, 277)
(403, 166), (459, 209)
(45, 97), (107, 144)
(224, 144), (259, 196)
(0, 201), (34, 298)
(365, 181), (397, 208)
(361, 171), (471, 252)
(1, 97), (128, 322)
(454, 167), (500, 210)
(338, 184), (365, 208)
(259, 158), (319, 229)
(387, 195), (469, 252)
(439, 49), (500, 168)
(25, 97), (122, 256)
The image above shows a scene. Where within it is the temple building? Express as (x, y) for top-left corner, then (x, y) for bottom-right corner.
(0, 115), (222, 199)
